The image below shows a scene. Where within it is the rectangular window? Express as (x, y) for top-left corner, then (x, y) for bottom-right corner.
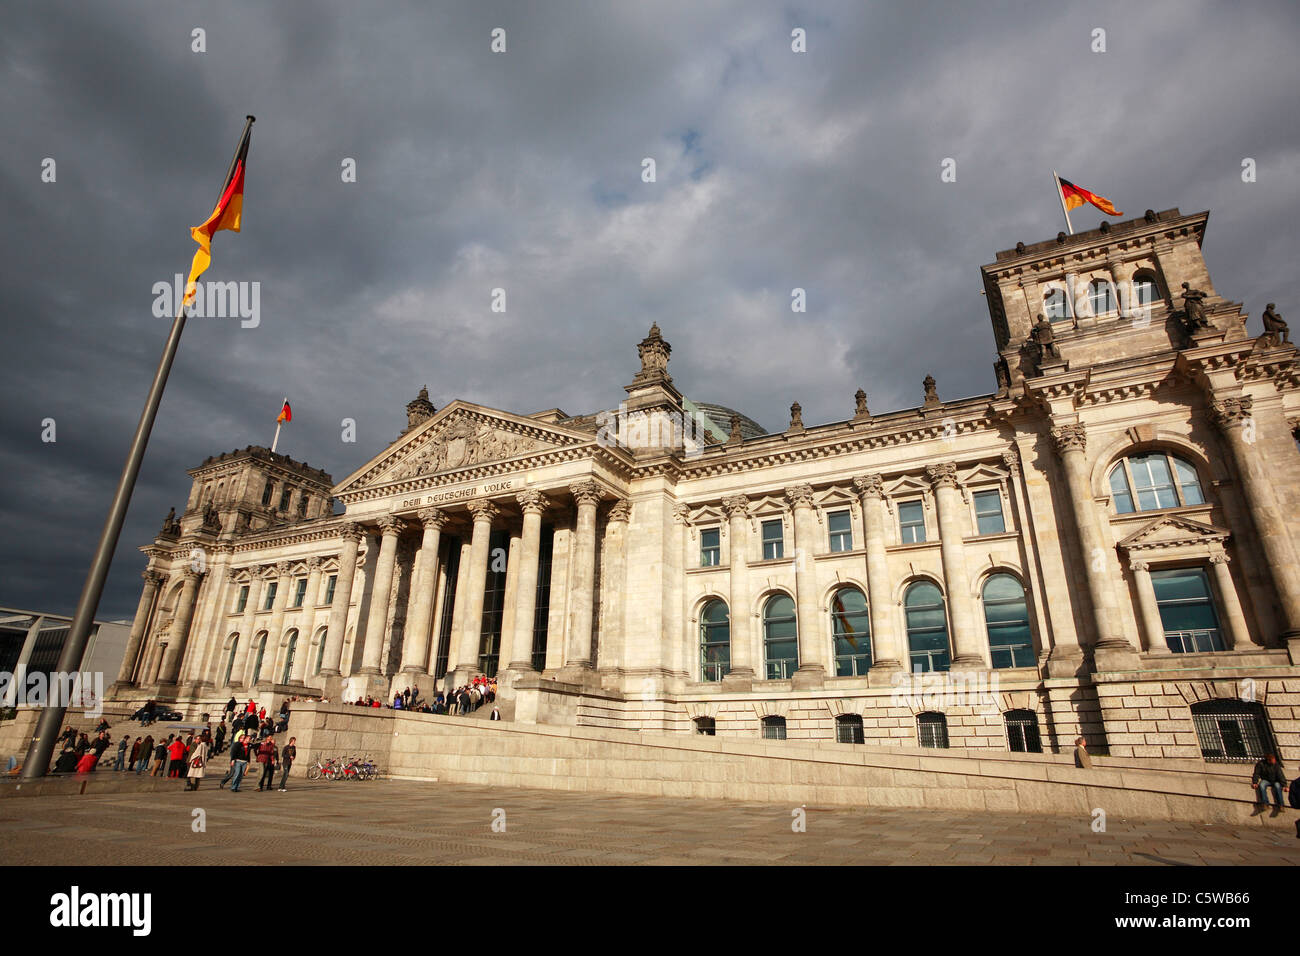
(974, 490), (1006, 535)
(1152, 567), (1225, 653)
(291, 578), (307, 608)
(828, 510), (853, 552)
(761, 520), (784, 561)
(700, 528), (721, 567)
(235, 585), (249, 613)
(278, 485), (293, 511)
(324, 574), (337, 605)
(898, 500), (926, 544)
(262, 581), (277, 610)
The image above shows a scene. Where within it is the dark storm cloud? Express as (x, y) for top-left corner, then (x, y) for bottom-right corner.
(2, 0), (1298, 619)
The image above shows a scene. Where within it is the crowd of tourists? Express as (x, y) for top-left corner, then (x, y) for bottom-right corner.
(347, 675), (498, 716)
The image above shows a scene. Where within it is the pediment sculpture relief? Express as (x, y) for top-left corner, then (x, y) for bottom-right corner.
(389, 417), (550, 480)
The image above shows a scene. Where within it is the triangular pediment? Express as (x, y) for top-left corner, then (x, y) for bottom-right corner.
(334, 401), (593, 495)
(1118, 513), (1229, 552)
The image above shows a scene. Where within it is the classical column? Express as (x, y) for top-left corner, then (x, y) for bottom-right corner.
(504, 490), (550, 673)
(400, 508), (448, 679)
(1209, 553), (1251, 650)
(227, 571), (262, 689)
(360, 517), (406, 675)
(1050, 423), (1131, 659)
(563, 482), (602, 672)
(498, 529), (522, 672)
(291, 557), (324, 684)
(673, 502), (691, 679)
(723, 494), (755, 681)
(116, 569), (163, 686)
(926, 463), (985, 669)
(786, 484), (828, 683)
(1129, 559), (1171, 654)
(453, 500), (500, 679)
(158, 568), (203, 685)
(853, 475), (903, 676)
(598, 498), (631, 672)
(1108, 260), (1130, 318)
(1211, 397), (1300, 642)
(321, 522), (364, 677)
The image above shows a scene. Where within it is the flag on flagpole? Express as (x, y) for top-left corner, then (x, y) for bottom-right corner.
(1057, 176), (1121, 217)
(276, 399), (292, 424)
(184, 124), (253, 304)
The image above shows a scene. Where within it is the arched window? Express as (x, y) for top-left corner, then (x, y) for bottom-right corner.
(1132, 271), (1160, 309)
(251, 632), (267, 684)
(1088, 279), (1116, 315)
(699, 599), (731, 682)
(694, 716), (716, 736)
(222, 636), (239, 687)
(762, 594), (798, 680)
(983, 574), (1035, 668)
(1108, 452), (1205, 513)
(831, 587), (872, 676)
(1005, 709), (1042, 753)
(835, 714), (864, 744)
(1190, 700), (1274, 762)
(761, 715), (787, 740)
(313, 629), (327, 676)
(905, 582), (950, 673)
(281, 629), (298, 684)
(917, 712), (948, 748)
(1043, 287), (1068, 321)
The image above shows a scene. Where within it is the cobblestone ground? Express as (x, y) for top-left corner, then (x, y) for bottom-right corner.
(3, 779), (1298, 865)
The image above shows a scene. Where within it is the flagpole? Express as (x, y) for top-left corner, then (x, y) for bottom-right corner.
(271, 396), (288, 453)
(1052, 169), (1074, 235)
(20, 115), (256, 780)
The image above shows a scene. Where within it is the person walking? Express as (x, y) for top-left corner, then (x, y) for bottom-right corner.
(137, 734), (154, 774)
(277, 737), (296, 791)
(128, 736), (142, 771)
(224, 696), (237, 724)
(185, 735), (209, 791)
(221, 736), (250, 792)
(113, 735), (129, 771)
(255, 737), (278, 791)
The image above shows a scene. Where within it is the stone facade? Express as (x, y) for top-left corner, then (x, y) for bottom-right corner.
(109, 208), (1300, 763)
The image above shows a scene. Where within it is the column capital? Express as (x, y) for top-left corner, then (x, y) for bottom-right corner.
(466, 499), (501, 523)
(784, 483), (815, 508)
(606, 498), (632, 523)
(1050, 422), (1087, 457)
(339, 520), (366, 542)
(1208, 551), (1230, 566)
(274, 559), (293, 575)
(672, 502), (691, 524)
(1129, 558), (1150, 573)
(224, 567), (241, 583)
(568, 480), (602, 507)
(182, 567), (205, 583)
(417, 506), (450, 529)
(722, 494), (751, 519)
(305, 555), (323, 570)
(515, 489), (550, 516)
(1209, 395), (1253, 432)
(925, 462), (959, 489)
(377, 515), (408, 536)
(853, 474), (884, 499)
(1001, 449), (1021, 476)
(142, 568), (166, 587)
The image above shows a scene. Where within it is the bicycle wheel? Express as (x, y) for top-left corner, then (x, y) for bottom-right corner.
(307, 766), (321, 780)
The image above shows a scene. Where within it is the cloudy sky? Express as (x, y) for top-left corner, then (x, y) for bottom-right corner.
(3, 0), (1298, 621)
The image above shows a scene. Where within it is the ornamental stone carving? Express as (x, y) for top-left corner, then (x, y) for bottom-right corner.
(632, 322), (673, 385)
(722, 494), (751, 519)
(417, 506), (450, 528)
(1261, 303), (1290, 346)
(143, 569), (165, 587)
(785, 484), (815, 508)
(606, 499), (632, 523)
(305, 556), (323, 570)
(788, 402), (803, 430)
(390, 415), (548, 479)
(672, 502), (691, 524)
(1130, 559), (1150, 573)
(853, 474), (884, 499)
(569, 481), (602, 507)
(925, 462), (959, 489)
(274, 560), (292, 575)
(1208, 552), (1230, 566)
(854, 389), (870, 417)
(339, 521), (365, 541)
(515, 489), (549, 515)
(726, 414), (743, 445)
(1210, 396), (1253, 432)
(1050, 423), (1087, 456)
(466, 500), (501, 523)
(1001, 449), (1021, 476)
(377, 515), (408, 536)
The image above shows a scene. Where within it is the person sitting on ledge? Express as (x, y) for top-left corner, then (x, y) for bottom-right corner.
(1252, 754), (1287, 811)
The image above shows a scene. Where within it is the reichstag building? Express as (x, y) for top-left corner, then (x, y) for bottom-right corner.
(108, 208), (1300, 764)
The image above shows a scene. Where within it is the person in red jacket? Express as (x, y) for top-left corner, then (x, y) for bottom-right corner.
(255, 737), (278, 791)
(168, 737), (187, 778)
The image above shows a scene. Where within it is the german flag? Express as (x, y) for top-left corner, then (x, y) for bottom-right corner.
(1058, 177), (1121, 217)
(276, 400), (292, 424)
(184, 122), (253, 305)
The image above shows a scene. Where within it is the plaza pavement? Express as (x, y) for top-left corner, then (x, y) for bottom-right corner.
(2, 778), (1298, 865)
